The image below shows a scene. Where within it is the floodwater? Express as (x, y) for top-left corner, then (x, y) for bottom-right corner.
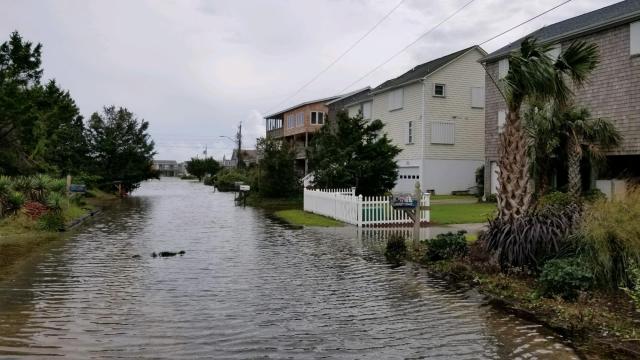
(0, 179), (578, 359)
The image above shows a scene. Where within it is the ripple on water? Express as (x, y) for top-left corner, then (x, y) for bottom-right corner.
(0, 179), (578, 359)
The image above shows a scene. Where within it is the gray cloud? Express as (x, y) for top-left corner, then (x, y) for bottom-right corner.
(0, 0), (619, 161)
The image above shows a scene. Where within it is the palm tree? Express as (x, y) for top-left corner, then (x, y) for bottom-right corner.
(559, 107), (621, 197)
(497, 38), (599, 221)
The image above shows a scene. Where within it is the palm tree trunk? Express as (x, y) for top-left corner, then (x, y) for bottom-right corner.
(567, 136), (582, 197)
(497, 110), (533, 221)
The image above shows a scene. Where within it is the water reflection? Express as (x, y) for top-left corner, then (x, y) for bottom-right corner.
(0, 179), (576, 359)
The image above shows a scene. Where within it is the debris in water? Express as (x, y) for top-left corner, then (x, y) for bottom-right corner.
(152, 251), (186, 258)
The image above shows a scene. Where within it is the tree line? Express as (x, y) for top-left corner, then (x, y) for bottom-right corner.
(0, 31), (156, 193)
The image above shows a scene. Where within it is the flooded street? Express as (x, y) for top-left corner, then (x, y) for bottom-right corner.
(0, 179), (577, 359)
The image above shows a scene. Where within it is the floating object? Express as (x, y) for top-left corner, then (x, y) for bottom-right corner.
(132, 254), (141, 259)
(152, 251), (186, 258)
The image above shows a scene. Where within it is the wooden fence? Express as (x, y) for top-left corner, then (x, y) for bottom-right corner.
(303, 188), (430, 227)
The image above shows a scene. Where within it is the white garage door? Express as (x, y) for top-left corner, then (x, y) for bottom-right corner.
(395, 167), (420, 193)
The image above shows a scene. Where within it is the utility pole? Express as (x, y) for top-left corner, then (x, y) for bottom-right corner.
(236, 121), (243, 168)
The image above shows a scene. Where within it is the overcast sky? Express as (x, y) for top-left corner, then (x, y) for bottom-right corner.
(1, 0), (618, 161)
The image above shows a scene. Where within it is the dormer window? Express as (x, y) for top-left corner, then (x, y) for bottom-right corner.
(433, 83), (446, 97)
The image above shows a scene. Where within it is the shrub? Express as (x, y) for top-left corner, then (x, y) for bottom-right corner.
(484, 194), (497, 203)
(37, 211), (65, 231)
(577, 187), (640, 288)
(423, 231), (468, 262)
(621, 262), (640, 309)
(583, 188), (606, 203)
(475, 165), (484, 198)
(6, 191), (25, 214)
(215, 169), (249, 192)
(180, 174), (197, 180)
(483, 203), (582, 270)
(536, 191), (577, 212)
(46, 178), (67, 194)
(45, 192), (64, 212)
(538, 258), (594, 301)
(385, 233), (407, 264)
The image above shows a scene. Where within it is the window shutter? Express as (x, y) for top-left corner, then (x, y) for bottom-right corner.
(431, 121), (455, 144)
(632, 21), (640, 55)
(388, 88), (403, 111)
(471, 87), (484, 108)
(498, 59), (509, 79)
(498, 110), (506, 133)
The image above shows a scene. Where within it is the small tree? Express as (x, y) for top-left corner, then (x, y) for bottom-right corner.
(307, 111), (400, 196)
(185, 157), (220, 181)
(86, 106), (156, 194)
(255, 136), (298, 198)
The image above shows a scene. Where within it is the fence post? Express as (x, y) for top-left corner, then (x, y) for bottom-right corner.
(357, 194), (363, 227)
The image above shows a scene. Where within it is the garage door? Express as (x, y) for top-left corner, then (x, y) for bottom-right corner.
(395, 167), (420, 193)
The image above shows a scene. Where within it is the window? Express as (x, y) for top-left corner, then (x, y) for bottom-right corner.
(406, 120), (413, 144)
(311, 111), (324, 125)
(433, 83), (446, 97)
(287, 115), (294, 128)
(546, 44), (561, 62)
(471, 87), (484, 108)
(362, 101), (372, 120)
(388, 88), (403, 111)
(498, 58), (509, 79)
(431, 121), (455, 144)
(631, 21), (640, 55)
(498, 110), (506, 133)
(296, 112), (304, 127)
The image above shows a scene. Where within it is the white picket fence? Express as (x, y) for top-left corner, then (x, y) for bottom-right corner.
(303, 188), (430, 227)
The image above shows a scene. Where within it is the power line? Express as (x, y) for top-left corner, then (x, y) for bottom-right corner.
(264, 0), (406, 115)
(338, 0), (476, 94)
(479, 0), (573, 45)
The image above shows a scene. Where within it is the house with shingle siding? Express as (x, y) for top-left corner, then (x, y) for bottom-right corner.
(481, 0), (640, 196)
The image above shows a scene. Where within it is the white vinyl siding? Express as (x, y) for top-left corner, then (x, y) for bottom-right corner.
(406, 120), (413, 144)
(498, 58), (509, 79)
(362, 101), (372, 120)
(471, 87), (484, 108)
(431, 121), (455, 144)
(388, 88), (403, 111)
(498, 110), (506, 133)
(631, 21), (640, 55)
(311, 111), (324, 125)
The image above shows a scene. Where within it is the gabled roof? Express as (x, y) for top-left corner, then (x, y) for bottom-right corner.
(264, 95), (341, 119)
(372, 45), (484, 93)
(483, 0), (640, 62)
(325, 87), (371, 105)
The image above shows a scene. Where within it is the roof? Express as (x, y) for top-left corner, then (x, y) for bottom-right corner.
(153, 160), (178, 165)
(231, 149), (258, 161)
(483, 0), (640, 62)
(372, 45), (483, 93)
(325, 87), (371, 105)
(264, 95), (341, 119)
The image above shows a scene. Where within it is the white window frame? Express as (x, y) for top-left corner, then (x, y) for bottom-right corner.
(388, 88), (403, 111)
(311, 111), (324, 125)
(498, 110), (506, 133)
(631, 21), (640, 56)
(406, 120), (413, 144)
(433, 83), (446, 97)
(471, 87), (484, 108)
(498, 58), (509, 79)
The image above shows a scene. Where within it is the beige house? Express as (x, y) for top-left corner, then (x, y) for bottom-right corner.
(481, 0), (640, 197)
(367, 46), (487, 194)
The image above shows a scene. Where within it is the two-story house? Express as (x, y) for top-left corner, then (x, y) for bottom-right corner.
(481, 0), (640, 197)
(264, 95), (339, 174)
(364, 45), (487, 194)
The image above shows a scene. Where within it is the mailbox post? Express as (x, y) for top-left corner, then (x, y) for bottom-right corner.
(390, 182), (426, 248)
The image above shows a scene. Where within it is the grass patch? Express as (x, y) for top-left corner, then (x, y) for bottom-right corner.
(431, 202), (496, 224)
(430, 194), (477, 201)
(273, 210), (342, 227)
(246, 194), (302, 210)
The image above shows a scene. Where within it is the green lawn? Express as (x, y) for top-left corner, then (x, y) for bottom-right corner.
(430, 194), (477, 201)
(430, 202), (496, 225)
(273, 210), (343, 227)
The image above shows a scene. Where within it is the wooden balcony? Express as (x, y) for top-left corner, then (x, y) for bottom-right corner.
(266, 127), (284, 139)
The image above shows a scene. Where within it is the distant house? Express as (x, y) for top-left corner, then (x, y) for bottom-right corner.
(326, 87), (373, 124)
(153, 160), (181, 177)
(264, 95), (340, 174)
(481, 0), (640, 197)
(369, 45), (487, 194)
(222, 149), (258, 168)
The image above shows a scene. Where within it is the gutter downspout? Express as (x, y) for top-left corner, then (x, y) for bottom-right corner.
(421, 78), (426, 192)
